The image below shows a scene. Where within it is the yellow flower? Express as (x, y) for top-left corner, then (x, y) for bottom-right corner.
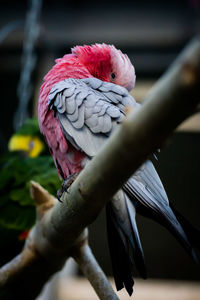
(8, 135), (44, 158)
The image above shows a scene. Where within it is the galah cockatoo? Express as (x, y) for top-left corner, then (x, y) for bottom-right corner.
(38, 44), (199, 296)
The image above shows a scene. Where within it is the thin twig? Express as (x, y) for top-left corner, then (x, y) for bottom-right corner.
(0, 246), (37, 288)
(73, 244), (119, 300)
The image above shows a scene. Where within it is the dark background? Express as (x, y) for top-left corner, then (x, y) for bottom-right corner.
(0, 0), (200, 281)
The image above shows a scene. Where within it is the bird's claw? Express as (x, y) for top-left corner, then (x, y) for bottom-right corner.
(57, 189), (64, 202)
(56, 172), (80, 202)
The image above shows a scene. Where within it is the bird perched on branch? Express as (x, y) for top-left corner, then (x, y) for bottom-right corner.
(38, 44), (200, 296)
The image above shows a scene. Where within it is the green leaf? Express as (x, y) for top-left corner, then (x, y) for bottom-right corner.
(15, 117), (40, 136)
(32, 169), (60, 188)
(0, 153), (60, 233)
(0, 203), (36, 231)
(9, 188), (35, 206)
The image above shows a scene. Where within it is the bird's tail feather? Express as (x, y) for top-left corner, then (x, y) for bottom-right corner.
(136, 200), (197, 262)
(123, 163), (197, 262)
(106, 191), (146, 296)
(171, 204), (200, 259)
(106, 203), (134, 296)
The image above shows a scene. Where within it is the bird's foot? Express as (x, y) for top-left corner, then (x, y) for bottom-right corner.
(57, 172), (80, 202)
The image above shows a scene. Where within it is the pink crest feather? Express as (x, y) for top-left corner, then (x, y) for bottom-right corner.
(72, 44), (112, 81)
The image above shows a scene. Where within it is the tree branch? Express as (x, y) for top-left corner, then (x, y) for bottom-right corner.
(0, 37), (200, 299)
(73, 244), (119, 300)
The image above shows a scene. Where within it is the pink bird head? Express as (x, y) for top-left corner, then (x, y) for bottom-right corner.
(38, 43), (136, 178)
(72, 43), (136, 91)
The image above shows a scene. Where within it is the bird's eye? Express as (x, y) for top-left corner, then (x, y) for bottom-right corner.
(111, 73), (116, 79)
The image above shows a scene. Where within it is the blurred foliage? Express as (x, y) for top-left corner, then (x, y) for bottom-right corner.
(8, 118), (44, 157)
(13, 118), (42, 136)
(0, 118), (60, 244)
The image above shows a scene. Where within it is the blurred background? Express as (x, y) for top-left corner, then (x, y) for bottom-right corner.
(0, 0), (200, 298)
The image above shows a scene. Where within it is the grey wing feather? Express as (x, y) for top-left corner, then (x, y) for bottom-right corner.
(123, 160), (192, 253)
(58, 114), (106, 156)
(133, 160), (169, 205)
(83, 77), (102, 89)
(67, 104), (79, 122)
(93, 105), (102, 114)
(65, 95), (76, 114)
(102, 114), (113, 133)
(84, 107), (93, 119)
(124, 161), (175, 221)
(104, 92), (120, 103)
(85, 114), (98, 128)
(72, 104), (85, 129)
(63, 86), (75, 97)
(98, 103), (108, 116)
(107, 106), (121, 118)
(49, 77), (138, 157)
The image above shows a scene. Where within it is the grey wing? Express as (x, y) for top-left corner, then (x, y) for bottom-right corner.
(124, 160), (180, 223)
(49, 77), (138, 157)
(131, 160), (169, 206)
(123, 160), (193, 255)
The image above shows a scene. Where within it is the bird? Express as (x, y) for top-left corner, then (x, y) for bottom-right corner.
(38, 43), (200, 296)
